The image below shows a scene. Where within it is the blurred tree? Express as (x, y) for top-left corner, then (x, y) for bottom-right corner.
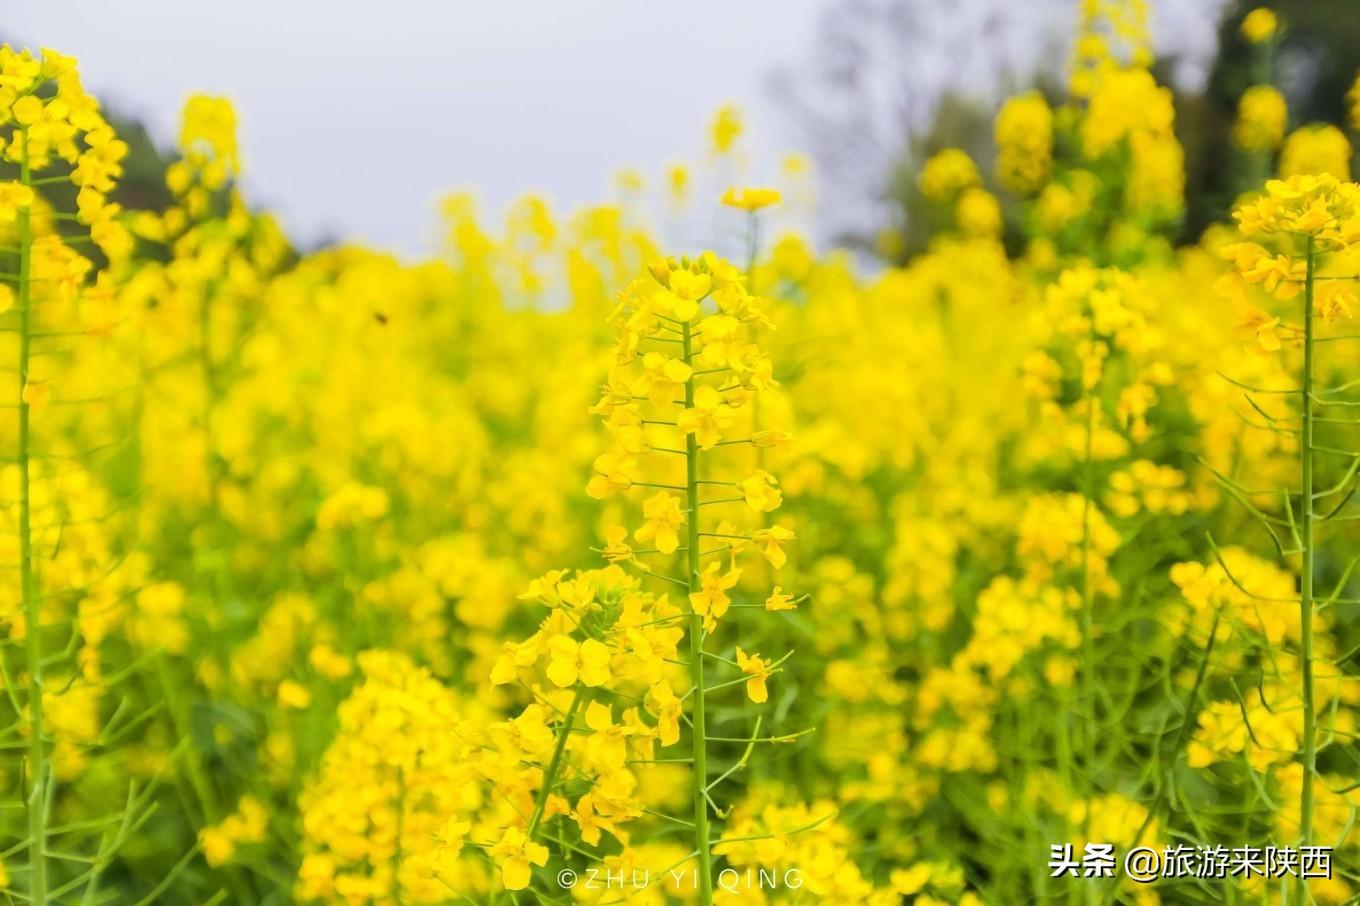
(109, 111), (175, 213)
(0, 81), (173, 261)
(0, 39), (174, 214)
(773, 0), (1360, 261)
(1181, 0), (1360, 237)
(769, 0), (1075, 257)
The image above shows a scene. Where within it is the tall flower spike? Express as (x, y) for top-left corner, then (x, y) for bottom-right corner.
(590, 250), (802, 904)
(0, 45), (143, 903)
(487, 250), (803, 901)
(1218, 171), (1360, 903)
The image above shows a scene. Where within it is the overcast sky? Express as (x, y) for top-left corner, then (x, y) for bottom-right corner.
(7, 1), (1227, 256)
(7, 0), (828, 255)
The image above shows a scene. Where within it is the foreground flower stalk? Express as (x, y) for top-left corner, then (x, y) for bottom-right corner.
(2, 46), (138, 901)
(1221, 173), (1360, 901)
(524, 687), (584, 839)
(15, 103), (46, 906)
(681, 315), (716, 900)
(472, 241), (806, 902)
(1296, 233), (1317, 902)
(581, 246), (800, 903)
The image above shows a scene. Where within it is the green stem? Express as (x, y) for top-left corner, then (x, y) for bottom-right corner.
(1079, 336), (1097, 840)
(199, 278), (224, 498)
(1055, 680), (1076, 906)
(1128, 606), (1222, 854)
(682, 320), (715, 905)
(149, 661), (256, 904)
(526, 688), (584, 840)
(746, 218), (766, 474)
(745, 213), (758, 294)
(17, 125), (49, 906)
(153, 657), (222, 822)
(1296, 236), (1317, 902)
(394, 769), (406, 906)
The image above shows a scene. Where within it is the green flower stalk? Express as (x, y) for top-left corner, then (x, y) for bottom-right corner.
(0, 45), (153, 902)
(1218, 174), (1360, 900)
(525, 688), (584, 840)
(1295, 234), (1317, 902)
(681, 316), (716, 898)
(15, 119), (47, 906)
(592, 246), (805, 904)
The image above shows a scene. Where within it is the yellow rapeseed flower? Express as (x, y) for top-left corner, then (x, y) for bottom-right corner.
(677, 384), (735, 449)
(277, 679), (312, 709)
(1279, 124), (1353, 179)
(1241, 7), (1278, 44)
(710, 103), (743, 154)
(546, 634), (612, 688)
(994, 91), (1053, 194)
(689, 562), (740, 629)
(0, 180), (34, 221)
(488, 827), (549, 891)
(1232, 85), (1287, 151)
(739, 469), (783, 512)
(720, 186), (781, 212)
(634, 491), (684, 554)
(735, 647), (771, 703)
(918, 148), (980, 202)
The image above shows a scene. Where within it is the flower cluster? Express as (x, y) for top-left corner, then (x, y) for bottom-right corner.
(1233, 85), (1288, 152)
(918, 148), (981, 202)
(1232, 174), (1360, 245)
(296, 652), (488, 903)
(995, 91), (1054, 195)
(1, 46), (131, 258)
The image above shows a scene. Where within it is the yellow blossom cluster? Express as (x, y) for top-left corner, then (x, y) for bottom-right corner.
(918, 147), (981, 202)
(1233, 85), (1288, 152)
(296, 651), (489, 903)
(1280, 125), (1353, 180)
(995, 91), (1054, 195)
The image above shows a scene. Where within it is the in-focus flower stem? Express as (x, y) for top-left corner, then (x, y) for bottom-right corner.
(394, 770), (406, 906)
(683, 320), (715, 905)
(1296, 235), (1317, 902)
(1079, 323), (1098, 851)
(745, 215), (764, 473)
(17, 125), (49, 906)
(527, 687), (584, 840)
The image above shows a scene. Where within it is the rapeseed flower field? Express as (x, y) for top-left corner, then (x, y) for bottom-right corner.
(1, 1), (1360, 903)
